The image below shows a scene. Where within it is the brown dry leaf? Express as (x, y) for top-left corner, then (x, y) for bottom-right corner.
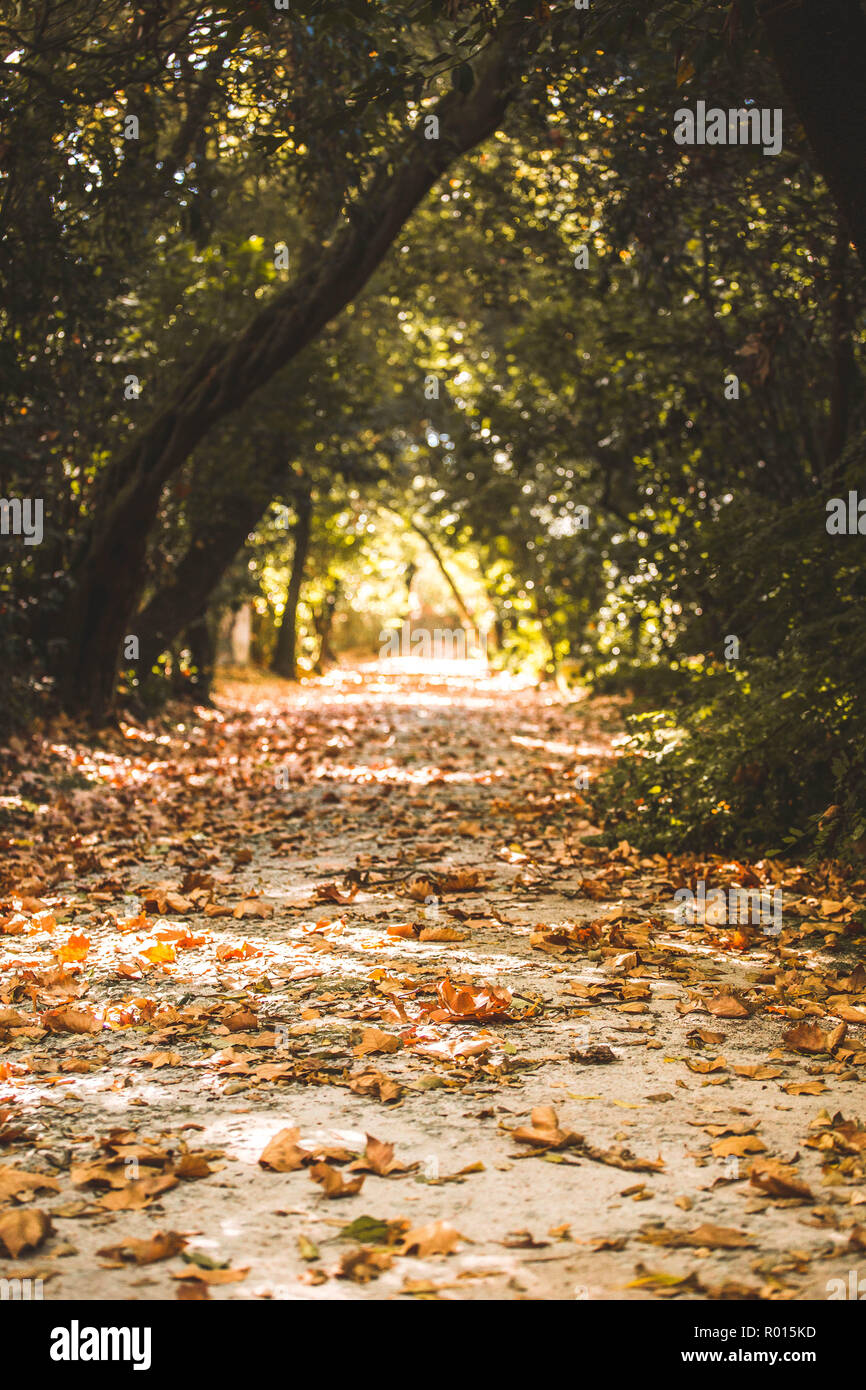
(579, 877), (614, 901)
(139, 1050), (183, 1068)
(70, 1160), (126, 1189)
(783, 1021), (847, 1055)
(749, 1160), (813, 1201)
(0, 1207), (53, 1257)
(349, 1135), (418, 1177)
(401, 1221), (461, 1256)
(685, 1056), (727, 1074)
(412, 1034), (493, 1062)
(582, 1140), (664, 1174)
(335, 1246), (393, 1282)
(437, 869), (484, 893)
(839, 963), (866, 991)
(308, 1162), (365, 1199)
(232, 898), (274, 919)
(572, 1044), (617, 1065)
(0, 1165), (61, 1202)
(353, 1028), (403, 1057)
(215, 941), (261, 962)
(142, 887), (192, 915)
(258, 1128), (307, 1173)
(639, 1223), (756, 1250)
(431, 977), (514, 1022)
(171, 1267), (249, 1285)
(313, 883), (357, 905)
(697, 1120), (758, 1137)
(0, 1007), (29, 1030)
(176, 1281), (210, 1301)
(732, 1064), (784, 1079)
(418, 927), (467, 943)
(512, 1105), (582, 1150)
(710, 1135), (768, 1158)
(406, 877), (437, 902)
(706, 992), (751, 1019)
(41, 1005), (101, 1034)
(173, 1154), (213, 1180)
(847, 1225), (866, 1251)
(783, 1080), (827, 1097)
(96, 1175), (179, 1210)
(689, 1028), (726, 1046)
(531, 923), (603, 954)
(832, 1004), (866, 1024)
(348, 1070), (403, 1104)
(97, 1231), (187, 1265)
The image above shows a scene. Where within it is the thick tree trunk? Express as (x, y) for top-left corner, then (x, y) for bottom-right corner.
(55, 5), (548, 721)
(271, 492), (312, 680)
(759, 0), (866, 272)
(136, 493), (272, 675)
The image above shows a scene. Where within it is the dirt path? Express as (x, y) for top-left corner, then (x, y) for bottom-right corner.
(1, 668), (865, 1301)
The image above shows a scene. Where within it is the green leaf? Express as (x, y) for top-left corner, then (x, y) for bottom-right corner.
(338, 1215), (391, 1244)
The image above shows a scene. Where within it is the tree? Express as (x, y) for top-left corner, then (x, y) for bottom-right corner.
(271, 484), (312, 680)
(45, 1), (554, 718)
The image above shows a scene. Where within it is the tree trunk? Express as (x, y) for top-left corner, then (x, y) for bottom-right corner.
(271, 492), (312, 680)
(759, 0), (866, 272)
(55, 5), (549, 721)
(135, 443), (302, 674)
(825, 236), (858, 470)
(403, 516), (476, 629)
(136, 498), (266, 676)
(184, 614), (215, 699)
(313, 580), (341, 673)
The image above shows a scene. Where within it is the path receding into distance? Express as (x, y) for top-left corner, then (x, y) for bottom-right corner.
(1, 667), (864, 1299)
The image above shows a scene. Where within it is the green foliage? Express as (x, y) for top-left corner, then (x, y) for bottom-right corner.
(4, 0), (866, 861)
(595, 450), (866, 861)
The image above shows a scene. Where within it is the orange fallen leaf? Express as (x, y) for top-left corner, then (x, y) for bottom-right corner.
(308, 1163), (365, 1198)
(41, 1005), (101, 1034)
(710, 1135), (767, 1158)
(783, 1021), (847, 1055)
(54, 932), (90, 963)
(141, 941), (176, 965)
(420, 926), (467, 943)
(97, 1231), (187, 1265)
(749, 1161), (813, 1201)
(401, 1221), (461, 1256)
(706, 991), (751, 1019)
(0, 1165), (62, 1201)
(171, 1266), (249, 1285)
(0, 1207), (53, 1257)
(348, 1135), (418, 1177)
(258, 1128), (307, 1173)
(353, 1028), (402, 1057)
(336, 1246), (393, 1282)
(216, 941), (261, 962)
(512, 1105), (582, 1150)
(431, 977), (513, 1022)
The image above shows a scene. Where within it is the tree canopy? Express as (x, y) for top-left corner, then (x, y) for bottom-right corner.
(2, 0), (866, 858)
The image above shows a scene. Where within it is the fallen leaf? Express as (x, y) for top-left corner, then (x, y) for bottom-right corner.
(0, 1208), (53, 1258)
